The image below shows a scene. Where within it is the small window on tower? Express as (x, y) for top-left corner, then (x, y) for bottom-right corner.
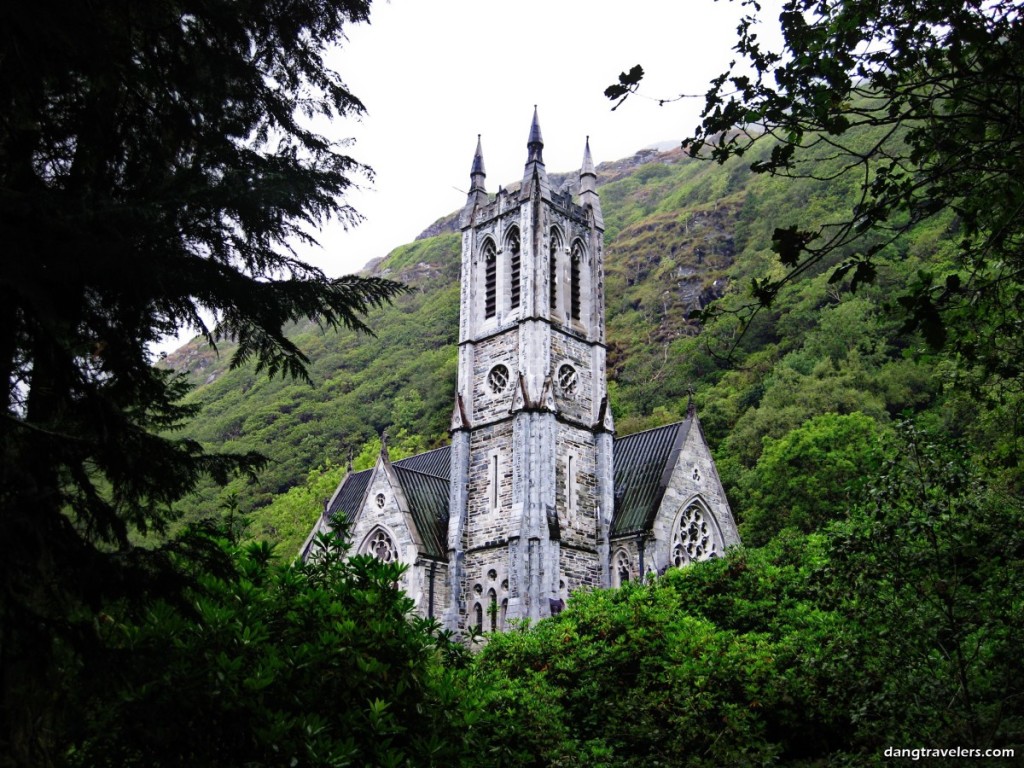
(557, 364), (578, 396)
(508, 229), (521, 310)
(489, 453), (500, 510)
(483, 241), (497, 319)
(487, 364), (509, 394)
(567, 454), (577, 513)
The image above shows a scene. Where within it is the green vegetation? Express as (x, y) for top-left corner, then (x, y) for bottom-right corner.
(5, 0), (1023, 763)
(148, 114), (1023, 761)
(65, 533), (478, 767)
(0, 0), (404, 762)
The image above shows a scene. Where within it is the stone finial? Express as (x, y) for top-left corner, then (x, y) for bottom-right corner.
(461, 134), (490, 227)
(521, 107), (550, 201)
(470, 134), (486, 192)
(579, 135), (603, 227)
(527, 105), (544, 162)
(581, 136), (596, 180)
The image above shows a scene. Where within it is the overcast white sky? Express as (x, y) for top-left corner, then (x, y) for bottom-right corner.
(299, 0), (784, 277)
(158, 0), (783, 354)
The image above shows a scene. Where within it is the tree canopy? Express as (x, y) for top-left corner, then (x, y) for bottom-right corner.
(608, 0), (1024, 380)
(0, 1), (403, 762)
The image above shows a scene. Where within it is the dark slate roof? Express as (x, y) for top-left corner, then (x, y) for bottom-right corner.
(326, 446), (452, 560)
(395, 445), (451, 479)
(326, 468), (372, 523)
(327, 417), (693, 554)
(393, 464), (450, 559)
(611, 420), (691, 537)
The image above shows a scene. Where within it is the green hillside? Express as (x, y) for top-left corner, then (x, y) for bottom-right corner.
(167, 138), (1018, 557)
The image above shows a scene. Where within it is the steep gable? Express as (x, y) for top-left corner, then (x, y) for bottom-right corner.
(323, 446), (452, 561)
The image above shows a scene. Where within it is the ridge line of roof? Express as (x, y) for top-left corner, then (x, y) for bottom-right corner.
(392, 463), (450, 481)
(615, 418), (691, 442)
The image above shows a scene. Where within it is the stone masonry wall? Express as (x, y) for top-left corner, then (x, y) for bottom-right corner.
(550, 329), (599, 425)
(470, 333), (519, 424)
(647, 421), (740, 573)
(465, 420), (516, 542)
(349, 464), (425, 608)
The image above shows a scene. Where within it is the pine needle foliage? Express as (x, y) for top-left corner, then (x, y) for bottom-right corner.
(0, 1), (404, 762)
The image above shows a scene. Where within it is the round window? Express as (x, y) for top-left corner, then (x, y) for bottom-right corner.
(557, 364), (578, 396)
(488, 364), (510, 394)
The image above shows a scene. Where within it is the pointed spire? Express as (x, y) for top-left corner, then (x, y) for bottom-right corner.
(470, 134), (486, 192)
(461, 135), (490, 228)
(521, 106), (550, 201)
(581, 135), (596, 179)
(578, 135), (603, 227)
(527, 105), (544, 163)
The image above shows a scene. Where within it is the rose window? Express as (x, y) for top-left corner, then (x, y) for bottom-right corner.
(557, 364), (578, 396)
(364, 529), (398, 563)
(671, 504), (717, 566)
(488, 364), (510, 394)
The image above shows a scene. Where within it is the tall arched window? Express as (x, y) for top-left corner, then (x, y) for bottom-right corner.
(474, 602), (484, 632)
(614, 549), (632, 586)
(508, 228), (521, 310)
(570, 242), (583, 321)
(549, 229), (561, 312)
(483, 240), (497, 319)
(488, 588), (498, 632)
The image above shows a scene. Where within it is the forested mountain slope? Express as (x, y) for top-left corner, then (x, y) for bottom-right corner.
(167, 136), (1016, 556)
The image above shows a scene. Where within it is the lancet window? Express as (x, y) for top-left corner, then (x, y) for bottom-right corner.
(570, 242), (583, 321)
(484, 240), (497, 319)
(508, 228), (521, 310)
(615, 549), (632, 586)
(549, 228), (561, 312)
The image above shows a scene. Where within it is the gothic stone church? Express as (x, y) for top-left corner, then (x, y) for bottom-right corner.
(302, 111), (740, 633)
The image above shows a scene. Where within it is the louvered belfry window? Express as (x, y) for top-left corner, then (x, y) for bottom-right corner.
(570, 243), (582, 321)
(484, 241), (497, 318)
(509, 229), (521, 310)
(549, 231), (560, 311)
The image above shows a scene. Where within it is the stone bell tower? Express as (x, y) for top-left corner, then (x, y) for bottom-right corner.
(446, 110), (615, 632)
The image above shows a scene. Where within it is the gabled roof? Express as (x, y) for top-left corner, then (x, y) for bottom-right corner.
(326, 468), (372, 523)
(327, 446), (452, 560)
(395, 445), (451, 479)
(392, 464), (450, 558)
(326, 417), (695, 553)
(611, 420), (691, 537)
